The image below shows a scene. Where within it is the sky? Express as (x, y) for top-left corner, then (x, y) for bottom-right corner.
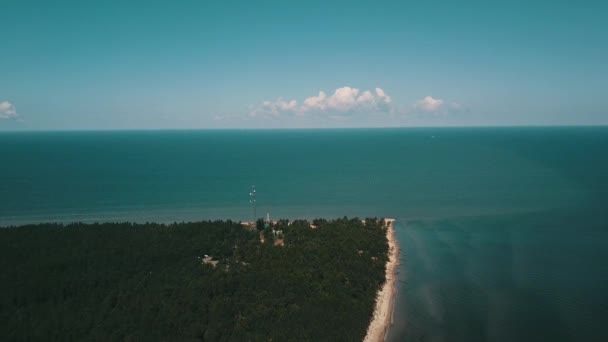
(1, 0), (607, 130)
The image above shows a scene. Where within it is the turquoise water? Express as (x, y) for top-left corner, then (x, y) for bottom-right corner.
(1, 127), (607, 341)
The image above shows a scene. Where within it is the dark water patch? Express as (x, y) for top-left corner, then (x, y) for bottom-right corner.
(391, 206), (608, 342)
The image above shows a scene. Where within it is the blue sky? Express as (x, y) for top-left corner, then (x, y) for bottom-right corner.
(1, 0), (607, 130)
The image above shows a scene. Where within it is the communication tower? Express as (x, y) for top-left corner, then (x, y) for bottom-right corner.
(249, 185), (256, 222)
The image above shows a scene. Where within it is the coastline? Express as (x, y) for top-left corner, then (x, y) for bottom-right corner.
(363, 218), (400, 342)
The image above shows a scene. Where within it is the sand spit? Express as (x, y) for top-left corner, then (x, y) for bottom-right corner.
(363, 218), (399, 342)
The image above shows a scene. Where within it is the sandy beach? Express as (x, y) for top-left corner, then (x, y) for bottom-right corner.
(363, 218), (399, 342)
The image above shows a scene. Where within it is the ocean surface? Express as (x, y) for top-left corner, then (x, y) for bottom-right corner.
(1, 127), (607, 341)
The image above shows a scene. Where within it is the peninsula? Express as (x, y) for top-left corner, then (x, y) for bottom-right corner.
(0, 217), (395, 341)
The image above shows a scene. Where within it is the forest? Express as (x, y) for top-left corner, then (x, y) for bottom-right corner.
(0, 217), (388, 341)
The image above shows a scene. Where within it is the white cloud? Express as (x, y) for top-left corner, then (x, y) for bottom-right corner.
(302, 91), (327, 111)
(356, 90), (374, 104)
(375, 88), (391, 103)
(450, 101), (463, 110)
(326, 86), (359, 110)
(252, 86), (394, 117)
(250, 98), (298, 117)
(415, 96), (444, 112)
(0, 101), (17, 119)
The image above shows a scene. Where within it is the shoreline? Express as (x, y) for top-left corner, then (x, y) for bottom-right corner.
(363, 218), (400, 342)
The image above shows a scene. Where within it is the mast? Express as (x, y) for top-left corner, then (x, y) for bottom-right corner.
(249, 185), (256, 222)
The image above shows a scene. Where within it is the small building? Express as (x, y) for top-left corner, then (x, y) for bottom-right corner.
(202, 256), (219, 268)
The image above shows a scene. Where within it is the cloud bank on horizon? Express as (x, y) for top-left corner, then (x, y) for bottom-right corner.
(249, 87), (454, 120)
(2, 89), (460, 129)
(250, 87), (392, 118)
(0, 101), (18, 119)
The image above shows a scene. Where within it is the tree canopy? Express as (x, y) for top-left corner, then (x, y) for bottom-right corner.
(0, 218), (388, 341)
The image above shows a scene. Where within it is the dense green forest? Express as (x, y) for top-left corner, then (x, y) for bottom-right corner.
(0, 218), (388, 341)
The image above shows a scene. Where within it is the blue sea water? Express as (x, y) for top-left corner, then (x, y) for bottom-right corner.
(1, 127), (607, 341)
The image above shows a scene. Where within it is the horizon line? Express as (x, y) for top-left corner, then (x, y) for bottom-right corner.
(1, 123), (607, 133)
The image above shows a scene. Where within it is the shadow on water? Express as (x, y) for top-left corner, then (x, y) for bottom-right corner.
(389, 206), (607, 342)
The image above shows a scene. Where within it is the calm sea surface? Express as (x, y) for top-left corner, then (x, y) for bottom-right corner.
(1, 127), (607, 341)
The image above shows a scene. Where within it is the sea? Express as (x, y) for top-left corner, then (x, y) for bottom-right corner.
(1, 127), (607, 341)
